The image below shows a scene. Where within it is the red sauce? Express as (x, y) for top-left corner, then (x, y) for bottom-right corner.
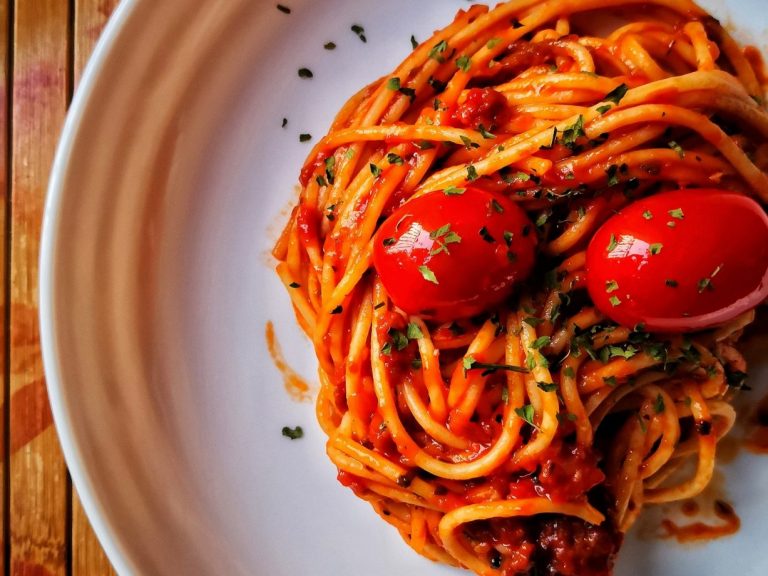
(295, 203), (320, 251)
(535, 442), (606, 502)
(265, 321), (312, 403)
(453, 87), (509, 130)
(681, 500), (700, 517)
(299, 152), (329, 187)
(463, 515), (622, 576)
(661, 500), (740, 543)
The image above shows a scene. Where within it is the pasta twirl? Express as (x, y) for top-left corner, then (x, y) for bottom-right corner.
(273, 1), (768, 574)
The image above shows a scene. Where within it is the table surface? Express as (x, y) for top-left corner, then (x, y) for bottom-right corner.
(2, 1), (120, 574)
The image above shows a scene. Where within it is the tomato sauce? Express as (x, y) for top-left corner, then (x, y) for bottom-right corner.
(265, 321), (312, 403)
(661, 499), (740, 543)
(453, 87), (509, 130)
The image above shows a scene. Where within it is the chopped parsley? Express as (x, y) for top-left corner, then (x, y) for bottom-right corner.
(282, 426), (303, 440)
(299, 133), (312, 142)
(324, 156), (336, 184)
(654, 394), (666, 414)
(410, 35), (419, 49)
(698, 277), (713, 293)
(386, 77), (401, 91)
(514, 405), (538, 429)
(668, 208), (685, 220)
(537, 382), (558, 392)
(478, 124), (495, 139)
(324, 41), (336, 50)
(288, 282), (300, 288)
(504, 171), (530, 183)
(535, 212), (550, 228)
(461, 135), (479, 150)
(281, 117), (288, 128)
(532, 335), (551, 349)
(665, 279), (679, 287)
(466, 165), (479, 181)
(370, 163), (382, 177)
(503, 231), (514, 246)
(726, 370), (750, 390)
(603, 376), (618, 387)
(418, 265), (439, 284)
(351, 24), (367, 43)
(668, 141), (685, 158)
(561, 115), (585, 148)
(298, 67), (313, 79)
(609, 295), (622, 307)
(387, 152), (404, 165)
(605, 280), (619, 293)
(429, 224), (462, 255)
(390, 330), (409, 351)
(643, 210), (653, 220)
(456, 55), (472, 72)
(479, 226), (495, 243)
(649, 243), (663, 255)
(607, 233), (618, 252)
(429, 40), (449, 62)
(444, 186), (465, 196)
(491, 199), (504, 213)
(276, 4), (291, 14)
(604, 83), (629, 104)
(462, 355), (529, 375)
(330, 305), (343, 314)
(606, 164), (620, 186)
(407, 322), (424, 340)
(597, 104), (612, 114)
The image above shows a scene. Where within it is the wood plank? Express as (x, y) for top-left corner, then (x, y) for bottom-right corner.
(74, 0), (120, 88)
(71, 2), (120, 573)
(9, 1), (71, 574)
(72, 497), (114, 576)
(0, 0), (9, 574)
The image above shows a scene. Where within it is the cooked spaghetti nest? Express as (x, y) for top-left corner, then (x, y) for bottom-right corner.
(273, 1), (767, 574)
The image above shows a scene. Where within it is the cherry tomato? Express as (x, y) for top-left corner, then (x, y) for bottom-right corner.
(373, 188), (537, 321)
(586, 189), (768, 332)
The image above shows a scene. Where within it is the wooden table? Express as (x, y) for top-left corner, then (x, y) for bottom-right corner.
(2, 1), (120, 574)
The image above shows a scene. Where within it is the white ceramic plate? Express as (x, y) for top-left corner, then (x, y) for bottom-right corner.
(40, 1), (768, 575)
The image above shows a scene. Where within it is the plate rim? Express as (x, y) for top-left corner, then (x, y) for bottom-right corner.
(40, 0), (142, 574)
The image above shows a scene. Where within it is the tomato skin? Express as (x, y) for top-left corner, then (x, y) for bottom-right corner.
(586, 189), (768, 332)
(372, 188), (537, 321)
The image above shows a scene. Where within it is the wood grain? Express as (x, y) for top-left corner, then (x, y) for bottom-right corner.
(71, 2), (120, 574)
(0, 0), (8, 574)
(9, 1), (71, 575)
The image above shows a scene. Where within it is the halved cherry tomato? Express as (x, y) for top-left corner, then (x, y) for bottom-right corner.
(586, 189), (768, 332)
(372, 188), (537, 321)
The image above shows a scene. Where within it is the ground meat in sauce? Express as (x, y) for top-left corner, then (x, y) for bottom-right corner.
(536, 516), (622, 576)
(465, 519), (536, 575)
(464, 514), (622, 576)
(536, 442), (606, 502)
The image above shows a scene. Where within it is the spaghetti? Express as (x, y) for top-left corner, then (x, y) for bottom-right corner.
(273, 1), (768, 574)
